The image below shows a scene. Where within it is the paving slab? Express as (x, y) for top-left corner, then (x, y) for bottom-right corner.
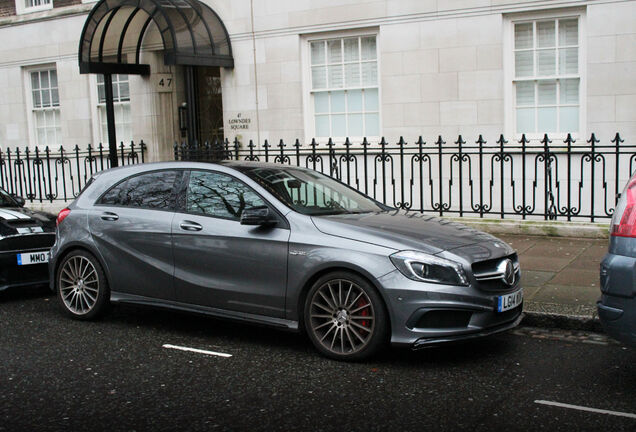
(501, 233), (609, 332)
(521, 270), (555, 287)
(519, 255), (572, 272)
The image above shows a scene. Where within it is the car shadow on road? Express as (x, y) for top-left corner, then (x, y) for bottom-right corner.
(0, 285), (53, 303)
(103, 302), (515, 367)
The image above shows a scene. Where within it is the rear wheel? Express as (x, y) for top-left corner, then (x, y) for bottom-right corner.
(56, 250), (109, 320)
(304, 271), (387, 361)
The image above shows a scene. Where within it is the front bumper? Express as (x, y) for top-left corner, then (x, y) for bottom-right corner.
(0, 248), (51, 291)
(376, 270), (523, 348)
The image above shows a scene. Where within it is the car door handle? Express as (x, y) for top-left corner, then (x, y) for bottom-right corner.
(100, 212), (119, 221)
(179, 221), (202, 231)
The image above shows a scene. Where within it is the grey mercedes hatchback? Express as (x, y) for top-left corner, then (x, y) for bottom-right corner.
(50, 161), (523, 360)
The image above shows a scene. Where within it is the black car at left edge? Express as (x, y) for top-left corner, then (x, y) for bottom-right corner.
(0, 187), (56, 292)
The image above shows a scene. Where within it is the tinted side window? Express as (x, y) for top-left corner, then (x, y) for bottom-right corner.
(186, 170), (265, 220)
(100, 170), (178, 209)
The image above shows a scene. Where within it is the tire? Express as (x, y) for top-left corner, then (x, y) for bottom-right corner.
(56, 249), (109, 320)
(304, 271), (388, 361)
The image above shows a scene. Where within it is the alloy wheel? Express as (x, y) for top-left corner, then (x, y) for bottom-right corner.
(309, 279), (375, 355)
(59, 256), (100, 315)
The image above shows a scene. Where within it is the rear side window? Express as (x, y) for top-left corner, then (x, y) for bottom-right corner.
(186, 170), (265, 220)
(99, 170), (179, 210)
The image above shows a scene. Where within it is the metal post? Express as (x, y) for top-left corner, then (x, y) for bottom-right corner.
(103, 73), (118, 168)
(184, 66), (198, 145)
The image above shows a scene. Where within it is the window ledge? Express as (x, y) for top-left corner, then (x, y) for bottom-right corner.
(1, 3), (93, 28)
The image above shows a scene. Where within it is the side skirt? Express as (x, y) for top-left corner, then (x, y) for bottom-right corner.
(110, 291), (300, 332)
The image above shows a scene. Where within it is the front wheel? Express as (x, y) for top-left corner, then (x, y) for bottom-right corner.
(304, 272), (388, 361)
(56, 250), (109, 320)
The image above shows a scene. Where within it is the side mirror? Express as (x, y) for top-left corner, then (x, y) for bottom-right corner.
(10, 195), (25, 207)
(240, 205), (277, 226)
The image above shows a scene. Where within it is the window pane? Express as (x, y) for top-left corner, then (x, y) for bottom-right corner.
(361, 36), (376, 60)
(33, 90), (41, 108)
(516, 108), (534, 133)
(538, 80), (557, 105)
(347, 90), (362, 112)
(41, 89), (50, 107)
(331, 114), (345, 136)
(328, 65), (343, 88)
(559, 106), (578, 132)
(31, 72), (39, 90)
(559, 19), (578, 46)
(112, 84), (119, 101)
(186, 171), (264, 220)
(361, 62), (377, 85)
(516, 82), (534, 106)
(537, 49), (556, 76)
(97, 75), (104, 84)
(311, 66), (327, 89)
(331, 91), (345, 112)
(536, 21), (555, 48)
(101, 171), (177, 209)
(364, 113), (379, 136)
(51, 89), (59, 106)
(50, 70), (57, 88)
(559, 79), (579, 104)
(46, 129), (56, 146)
(314, 92), (329, 114)
(515, 51), (533, 77)
(537, 107), (557, 132)
(344, 38), (359, 62)
(559, 48), (578, 74)
(514, 23), (533, 49)
(364, 88), (379, 111)
(119, 82), (130, 100)
(345, 63), (360, 87)
(37, 129), (46, 146)
(45, 110), (55, 125)
(315, 115), (329, 137)
(311, 42), (325, 65)
(348, 113), (363, 136)
(328, 40), (342, 63)
(40, 71), (49, 89)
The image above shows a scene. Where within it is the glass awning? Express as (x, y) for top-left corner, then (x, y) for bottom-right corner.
(78, 0), (234, 75)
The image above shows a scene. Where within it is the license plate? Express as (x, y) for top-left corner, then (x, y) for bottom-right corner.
(17, 251), (50, 266)
(497, 289), (523, 312)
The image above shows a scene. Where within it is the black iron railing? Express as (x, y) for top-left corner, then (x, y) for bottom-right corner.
(175, 133), (636, 222)
(0, 141), (145, 203)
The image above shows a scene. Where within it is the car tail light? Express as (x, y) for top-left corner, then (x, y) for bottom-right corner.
(610, 174), (636, 238)
(56, 208), (71, 226)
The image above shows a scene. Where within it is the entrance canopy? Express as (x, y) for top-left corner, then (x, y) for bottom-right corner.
(78, 0), (234, 75)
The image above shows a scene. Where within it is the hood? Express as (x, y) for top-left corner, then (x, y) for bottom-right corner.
(0, 206), (56, 237)
(311, 210), (514, 263)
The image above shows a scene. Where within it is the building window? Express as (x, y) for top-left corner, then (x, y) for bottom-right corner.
(30, 68), (61, 147)
(309, 35), (379, 139)
(97, 74), (132, 144)
(513, 17), (580, 135)
(16, 0), (52, 14)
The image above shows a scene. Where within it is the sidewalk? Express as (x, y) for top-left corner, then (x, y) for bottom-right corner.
(497, 234), (607, 331)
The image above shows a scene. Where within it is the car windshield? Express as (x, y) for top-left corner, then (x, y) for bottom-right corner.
(0, 188), (17, 207)
(237, 165), (385, 216)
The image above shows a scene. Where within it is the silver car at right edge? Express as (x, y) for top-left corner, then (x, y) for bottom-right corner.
(599, 170), (636, 346)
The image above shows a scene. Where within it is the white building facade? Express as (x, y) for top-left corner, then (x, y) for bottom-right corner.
(0, 0), (634, 159)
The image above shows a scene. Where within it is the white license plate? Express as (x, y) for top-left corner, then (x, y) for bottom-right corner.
(497, 289), (523, 312)
(17, 251), (49, 266)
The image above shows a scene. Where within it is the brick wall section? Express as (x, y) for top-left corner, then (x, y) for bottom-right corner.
(54, 0), (81, 8)
(0, 0), (16, 17)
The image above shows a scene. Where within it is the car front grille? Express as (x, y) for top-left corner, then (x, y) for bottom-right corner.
(472, 253), (521, 292)
(0, 233), (55, 252)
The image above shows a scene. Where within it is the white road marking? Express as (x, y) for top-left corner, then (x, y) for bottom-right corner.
(535, 400), (636, 419)
(162, 344), (232, 358)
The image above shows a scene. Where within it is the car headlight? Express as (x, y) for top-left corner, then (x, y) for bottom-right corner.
(389, 250), (469, 286)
